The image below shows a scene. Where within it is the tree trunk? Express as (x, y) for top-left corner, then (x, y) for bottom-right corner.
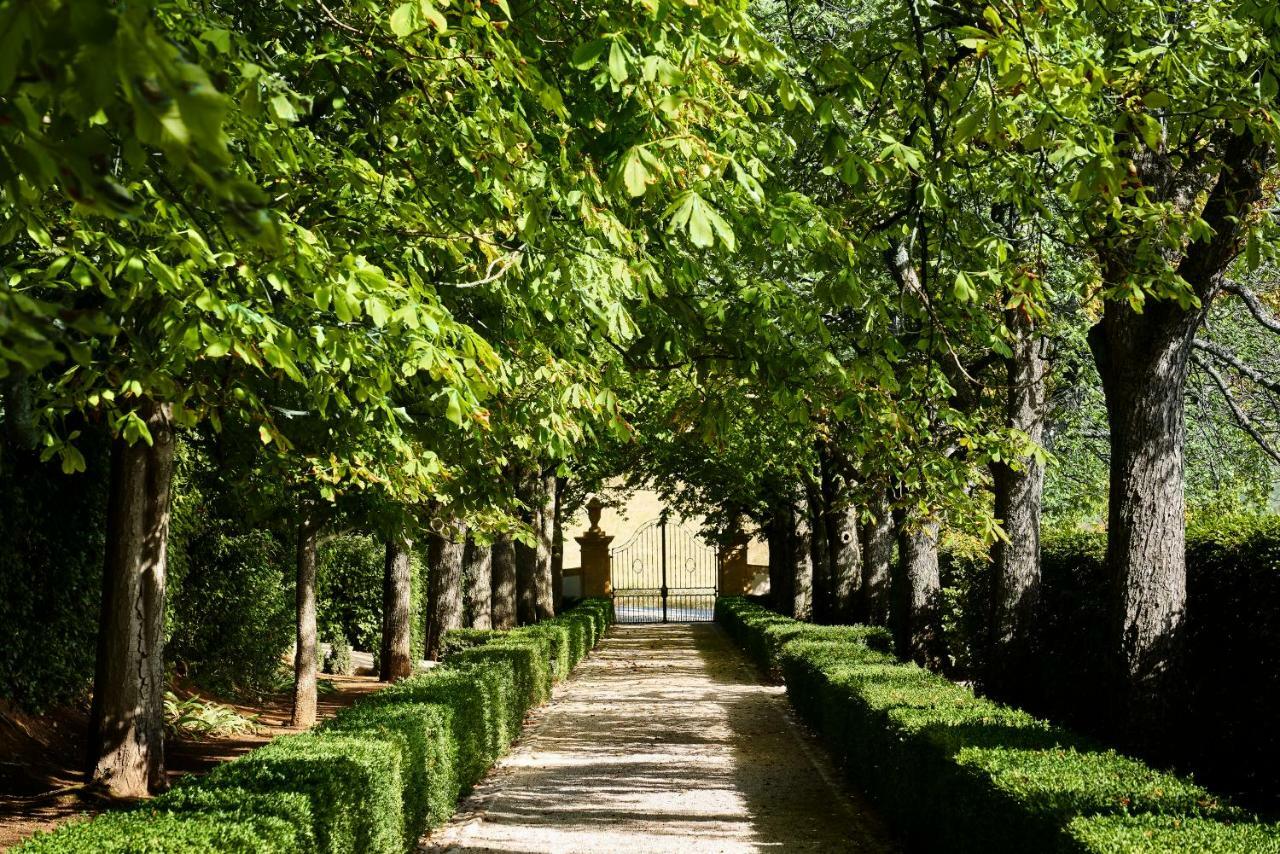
(791, 496), (814, 622)
(88, 398), (174, 798)
(766, 503), (793, 616)
(892, 509), (943, 669)
(491, 534), (518, 630)
(821, 452), (862, 623)
(860, 490), (894, 627)
(291, 508), (319, 728)
(806, 481), (830, 623)
(535, 469), (556, 620)
(425, 524), (466, 660)
(463, 536), (493, 630)
(1088, 134), (1269, 738)
(1090, 300), (1197, 734)
(380, 535), (414, 682)
(514, 467), (538, 625)
(987, 311), (1048, 695)
(551, 476), (566, 609)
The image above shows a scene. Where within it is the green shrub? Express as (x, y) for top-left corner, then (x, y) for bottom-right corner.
(0, 440), (109, 711)
(317, 535), (385, 653)
(14, 599), (613, 854)
(440, 628), (499, 656)
(168, 527), (294, 698)
(14, 809), (302, 853)
(716, 597), (1280, 854)
(324, 636), (354, 676)
(940, 516), (1280, 809)
(714, 596), (891, 676)
(195, 732), (406, 853)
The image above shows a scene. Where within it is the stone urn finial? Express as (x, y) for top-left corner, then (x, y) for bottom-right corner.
(587, 496), (604, 532)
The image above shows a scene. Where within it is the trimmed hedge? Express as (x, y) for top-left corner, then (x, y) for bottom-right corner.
(716, 597), (1280, 854)
(715, 596), (892, 676)
(941, 517), (1280, 809)
(16, 599), (614, 853)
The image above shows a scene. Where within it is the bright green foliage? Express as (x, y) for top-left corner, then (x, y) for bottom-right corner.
(10, 809), (303, 854)
(15, 599), (613, 853)
(714, 596), (892, 675)
(716, 598), (1280, 854)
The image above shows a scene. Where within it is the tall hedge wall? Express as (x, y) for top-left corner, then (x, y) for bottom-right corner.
(15, 599), (614, 853)
(941, 516), (1280, 812)
(717, 597), (1280, 854)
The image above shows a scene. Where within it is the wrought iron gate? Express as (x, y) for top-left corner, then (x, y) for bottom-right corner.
(611, 518), (718, 623)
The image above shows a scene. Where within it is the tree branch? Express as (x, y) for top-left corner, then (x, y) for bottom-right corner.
(1191, 353), (1280, 466)
(1221, 279), (1280, 334)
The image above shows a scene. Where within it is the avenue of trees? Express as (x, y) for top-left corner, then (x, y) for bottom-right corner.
(2, 0), (1280, 811)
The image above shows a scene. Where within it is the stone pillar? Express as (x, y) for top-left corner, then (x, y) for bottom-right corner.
(575, 497), (614, 597)
(718, 530), (751, 595)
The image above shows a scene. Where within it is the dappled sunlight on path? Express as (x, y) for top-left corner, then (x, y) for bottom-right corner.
(420, 623), (895, 853)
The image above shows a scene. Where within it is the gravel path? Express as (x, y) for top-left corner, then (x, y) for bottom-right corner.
(420, 623), (897, 853)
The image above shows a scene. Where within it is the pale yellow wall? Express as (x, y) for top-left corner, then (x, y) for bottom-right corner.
(561, 483), (769, 596)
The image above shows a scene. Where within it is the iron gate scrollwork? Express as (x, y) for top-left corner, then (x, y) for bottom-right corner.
(610, 517), (718, 623)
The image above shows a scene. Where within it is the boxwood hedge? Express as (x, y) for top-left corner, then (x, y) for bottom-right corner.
(16, 598), (614, 853)
(715, 597), (1280, 854)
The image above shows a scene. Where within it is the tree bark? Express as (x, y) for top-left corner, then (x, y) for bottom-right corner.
(892, 509), (943, 669)
(791, 496), (814, 622)
(88, 398), (174, 798)
(987, 311), (1048, 694)
(380, 535), (414, 682)
(463, 536), (493, 630)
(821, 452), (862, 623)
(551, 477), (566, 609)
(1089, 134), (1270, 738)
(860, 490), (894, 627)
(425, 524), (466, 660)
(806, 480), (831, 623)
(1091, 301), (1196, 732)
(514, 467), (538, 625)
(766, 502), (793, 616)
(535, 469), (556, 620)
(291, 508), (319, 728)
(491, 534), (518, 630)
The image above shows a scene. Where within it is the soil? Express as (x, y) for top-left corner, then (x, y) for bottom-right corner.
(421, 623), (898, 853)
(0, 666), (383, 851)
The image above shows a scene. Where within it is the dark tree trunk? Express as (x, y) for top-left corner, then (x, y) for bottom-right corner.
(1090, 301), (1197, 733)
(806, 481), (831, 623)
(1, 369), (38, 450)
(425, 524), (467, 660)
(766, 503), (793, 616)
(860, 490), (894, 627)
(821, 451), (862, 623)
(463, 536), (493, 630)
(535, 469), (556, 620)
(1088, 134), (1269, 738)
(380, 535), (413, 682)
(491, 534), (518, 630)
(892, 509), (943, 669)
(791, 496), (814, 622)
(551, 476), (566, 609)
(514, 467), (538, 625)
(291, 508), (319, 728)
(88, 398), (174, 798)
(987, 311), (1048, 695)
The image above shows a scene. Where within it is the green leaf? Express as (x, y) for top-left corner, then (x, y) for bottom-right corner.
(269, 94), (297, 123)
(608, 41), (629, 83)
(390, 4), (415, 36)
(621, 148), (650, 197)
(444, 390), (464, 426)
(572, 39), (608, 70)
